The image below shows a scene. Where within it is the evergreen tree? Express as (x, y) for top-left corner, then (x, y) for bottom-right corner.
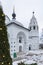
(0, 4), (12, 65)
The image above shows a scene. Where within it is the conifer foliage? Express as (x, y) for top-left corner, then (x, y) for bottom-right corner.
(0, 5), (12, 65)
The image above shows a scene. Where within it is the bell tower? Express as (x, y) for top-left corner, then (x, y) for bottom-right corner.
(29, 12), (38, 32)
(28, 12), (39, 50)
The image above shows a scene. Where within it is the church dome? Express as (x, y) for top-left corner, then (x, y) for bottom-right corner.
(11, 7), (24, 27)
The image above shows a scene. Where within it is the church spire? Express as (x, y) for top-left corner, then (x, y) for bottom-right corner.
(32, 11), (36, 19)
(12, 6), (16, 19)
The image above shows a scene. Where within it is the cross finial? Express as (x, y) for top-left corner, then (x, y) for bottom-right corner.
(33, 11), (34, 14)
(12, 6), (16, 19)
(13, 6), (15, 13)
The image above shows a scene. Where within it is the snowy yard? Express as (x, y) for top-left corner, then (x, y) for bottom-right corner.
(12, 50), (43, 65)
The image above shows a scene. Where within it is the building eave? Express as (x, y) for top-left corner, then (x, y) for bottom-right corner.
(6, 22), (30, 31)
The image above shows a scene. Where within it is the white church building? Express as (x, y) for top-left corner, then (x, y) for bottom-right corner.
(5, 9), (40, 58)
(0, 0), (43, 60)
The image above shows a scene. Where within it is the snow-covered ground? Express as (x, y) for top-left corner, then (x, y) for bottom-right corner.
(12, 50), (43, 65)
(12, 59), (36, 65)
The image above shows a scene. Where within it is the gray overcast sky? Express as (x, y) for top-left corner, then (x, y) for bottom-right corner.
(0, 0), (43, 32)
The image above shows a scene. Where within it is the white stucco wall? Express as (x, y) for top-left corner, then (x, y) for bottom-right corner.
(7, 24), (29, 58)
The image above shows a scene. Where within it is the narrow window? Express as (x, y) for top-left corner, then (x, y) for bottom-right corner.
(29, 46), (31, 50)
(29, 45), (31, 50)
(19, 37), (22, 43)
(37, 26), (38, 30)
(33, 26), (35, 30)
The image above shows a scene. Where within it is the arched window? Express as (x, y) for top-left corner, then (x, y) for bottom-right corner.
(17, 32), (26, 43)
(19, 36), (22, 43)
(29, 44), (31, 50)
(19, 46), (22, 52)
(29, 46), (31, 50)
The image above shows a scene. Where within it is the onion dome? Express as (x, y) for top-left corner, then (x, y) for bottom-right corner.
(12, 7), (16, 19)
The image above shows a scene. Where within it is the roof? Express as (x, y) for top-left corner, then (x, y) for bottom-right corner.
(5, 15), (10, 21)
(12, 19), (24, 27)
(7, 22), (30, 31)
(29, 14), (38, 26)
(7, 19), (30, 31)
(5, 15), (30, 31)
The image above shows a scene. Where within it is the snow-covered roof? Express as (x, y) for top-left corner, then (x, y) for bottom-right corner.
(11, 19), (23, 27)
(29, 14), (38, 27)
(5, 15), (30, 31)
(5, 15), (23, 27)
(6, 18), (29, 31)
(5, 15), (10, 24)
